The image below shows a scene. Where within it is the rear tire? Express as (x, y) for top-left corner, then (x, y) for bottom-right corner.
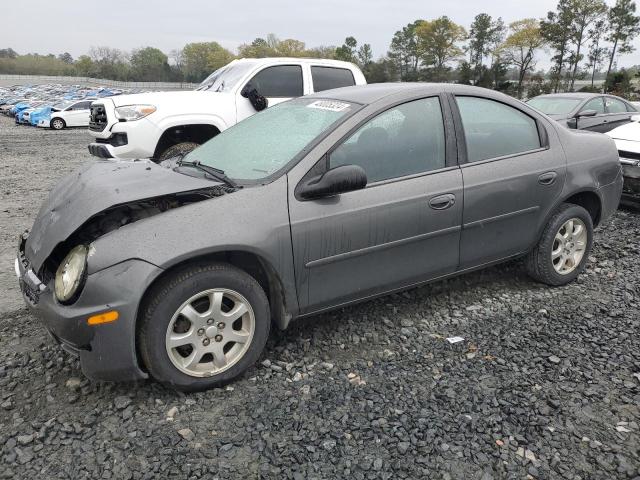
(158, 142), (199, 161)
(139, 263), (270, 392)
(51, 118), (65, 130)
(525, 203), (593, 286)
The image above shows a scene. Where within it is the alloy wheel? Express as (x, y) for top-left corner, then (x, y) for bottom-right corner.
(551, 218), (588, 275)
(165, 288), (255, 377)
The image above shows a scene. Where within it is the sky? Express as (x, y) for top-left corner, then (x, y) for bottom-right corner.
(4, 0), (640, 69)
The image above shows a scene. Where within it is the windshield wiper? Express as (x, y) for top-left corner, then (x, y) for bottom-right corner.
(178, 159), (238, 189)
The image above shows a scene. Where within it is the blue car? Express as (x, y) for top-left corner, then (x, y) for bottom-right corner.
(29, 105), (52, 126)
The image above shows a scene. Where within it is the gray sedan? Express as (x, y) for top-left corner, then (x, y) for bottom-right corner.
(16, 84), (623, 391)
(527, 92), (638, 133)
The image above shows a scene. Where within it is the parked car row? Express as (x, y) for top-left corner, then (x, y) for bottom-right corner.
(0, 83), (147, 130)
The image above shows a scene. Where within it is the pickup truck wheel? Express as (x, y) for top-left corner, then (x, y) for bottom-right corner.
(525, 203), (593, 286)
(51, 118), (65, 130)
(158, 142), (200, 161)
(139, 263), (270, 392)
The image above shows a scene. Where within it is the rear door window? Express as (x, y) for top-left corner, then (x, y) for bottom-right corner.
(249, 65), (303, 98)
(456, 96), (541, 163)
(581, 97), (605, 114)
(605, 97), (628, 114)
(311, 67), (356, 92)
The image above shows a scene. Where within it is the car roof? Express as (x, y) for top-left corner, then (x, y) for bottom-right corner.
(533, 93), (600, 99)
(305, 83), (514, 106)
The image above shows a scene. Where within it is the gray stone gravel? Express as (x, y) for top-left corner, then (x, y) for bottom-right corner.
(1, 115), (639, 479)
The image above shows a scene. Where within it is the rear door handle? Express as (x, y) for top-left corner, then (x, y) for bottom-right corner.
(538, 171), (557, 185)
(429, 193), (456, 210)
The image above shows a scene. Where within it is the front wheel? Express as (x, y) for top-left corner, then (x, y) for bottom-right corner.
(139, 263), (270, 391)
(50, 118), (65, 130)
(158, 142), (200, 161)
(525, 203), (594, 286)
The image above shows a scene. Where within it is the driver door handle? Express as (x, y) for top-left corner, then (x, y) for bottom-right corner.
(429, 193), (456, 210)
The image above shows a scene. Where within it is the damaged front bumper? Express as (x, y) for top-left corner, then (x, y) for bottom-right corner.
(15, 234), (162, 382)
(619, 155), (640, 204)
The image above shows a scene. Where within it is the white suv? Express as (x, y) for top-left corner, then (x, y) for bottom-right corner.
(88, 57), (366, 160)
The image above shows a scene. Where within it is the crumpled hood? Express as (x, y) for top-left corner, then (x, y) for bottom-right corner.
(25, 160), (218, 272)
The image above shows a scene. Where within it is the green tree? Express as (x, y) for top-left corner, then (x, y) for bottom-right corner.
(0, 48), (18, 59)
(74, 55), (94, 76)
(469, 14), (505, 83)
(416, 16), (467, 81)
(182, 42), (234, 82)
(388, 21), (422, 80)
(335, 36), (358, 62)
(605, 0), (640, 80)
(605, 68), (633, 96)
(88, 46), (129, 80)
(586, 19), (608, 87)
(57, 52), (73, 64)
(541, 0), (575, 92)
(501, 19), (546, 97)
(363, 58), (397, 83)
(277, 39), (306, 56)
(130, 47), (170, 81)
(566, 0), (608, 91)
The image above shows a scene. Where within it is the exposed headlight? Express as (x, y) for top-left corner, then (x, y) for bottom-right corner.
(55, 245), (88, 303)
(114, 104), (156, 121)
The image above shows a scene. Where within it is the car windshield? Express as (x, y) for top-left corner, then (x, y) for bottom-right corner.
(196, 63), (255, 93)
(527, 97), (584, 115)
(184, 98), (358, 181)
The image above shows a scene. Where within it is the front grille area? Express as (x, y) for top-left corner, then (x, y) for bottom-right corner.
(619, 150), (640, 163)
(89, 104), (108, 132)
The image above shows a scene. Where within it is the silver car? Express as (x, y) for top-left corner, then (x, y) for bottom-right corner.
(16, 84), (623, 391)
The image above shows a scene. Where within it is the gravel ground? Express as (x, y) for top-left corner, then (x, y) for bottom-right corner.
(1, 115), (639, 479)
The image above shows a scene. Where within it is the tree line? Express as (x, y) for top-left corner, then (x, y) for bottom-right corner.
(1, 0), (639, 98)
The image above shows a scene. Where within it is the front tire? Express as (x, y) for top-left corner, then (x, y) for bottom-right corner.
(158, 142), (200, 161)
(525, 203), (594, 286)
(139, 263), (270, 392)
(51, 118), (65, 130)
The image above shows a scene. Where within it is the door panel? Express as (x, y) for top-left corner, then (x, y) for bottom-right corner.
(453, 95), (566, 268)
(289, 170), (463, 312)
(459, 149), (566, 267)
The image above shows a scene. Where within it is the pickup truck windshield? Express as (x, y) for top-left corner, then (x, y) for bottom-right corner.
(196, 63), (255, 93)
(184, 98), (357, 181)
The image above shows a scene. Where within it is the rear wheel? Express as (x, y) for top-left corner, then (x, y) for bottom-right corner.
(158, 142), (199, 161)
(525, 203), (593, 286)
(139, 263), (270, 391)
(51, 118), (65, 130)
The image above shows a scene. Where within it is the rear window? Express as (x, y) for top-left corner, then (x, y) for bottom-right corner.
(311, 66), (355, 92)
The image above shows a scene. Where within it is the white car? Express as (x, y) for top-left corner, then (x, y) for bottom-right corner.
(606, 114), (640, 204)
(38, 99), (95, 130)
(88, 57), (366, 160)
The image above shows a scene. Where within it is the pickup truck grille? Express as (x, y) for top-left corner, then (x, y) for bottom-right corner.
(89, 104), (108, 132)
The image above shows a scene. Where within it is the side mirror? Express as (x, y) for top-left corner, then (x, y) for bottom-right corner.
(576, 109), (598, 118)
(298, 165), (367, 200)
(631, 114), (640, 122)
(241, 84), (268, 111)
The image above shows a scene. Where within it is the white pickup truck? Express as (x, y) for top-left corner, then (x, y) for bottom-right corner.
(88, 57), (366, 160)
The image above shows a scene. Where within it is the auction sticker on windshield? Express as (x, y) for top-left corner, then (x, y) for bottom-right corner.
(307, 100), (351, 112)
